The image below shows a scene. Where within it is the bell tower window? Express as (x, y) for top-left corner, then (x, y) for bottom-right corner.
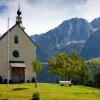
(14, 35), (19, 44)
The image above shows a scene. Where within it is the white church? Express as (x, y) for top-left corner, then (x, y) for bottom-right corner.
(0, 7), (37, 83)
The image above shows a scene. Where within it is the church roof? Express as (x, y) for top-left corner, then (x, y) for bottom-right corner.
(0, 24), (38, 46)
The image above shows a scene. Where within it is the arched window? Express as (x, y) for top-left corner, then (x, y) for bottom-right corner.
(13, 50), (19, 58)
(14, 35), (19, 44)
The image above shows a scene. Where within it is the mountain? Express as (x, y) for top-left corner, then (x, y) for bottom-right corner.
(91, 17), (100, 29)
(31, 18), (93, 61)
(81, 29), (100, 59)
(81, 17), (100, 59)
(31, 17), (100, 82)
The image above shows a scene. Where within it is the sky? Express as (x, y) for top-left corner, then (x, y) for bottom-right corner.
(0, 0), (100, 36)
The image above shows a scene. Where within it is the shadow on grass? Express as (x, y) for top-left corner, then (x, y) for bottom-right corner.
(12, 87), (29, 91)
(73, 92), (95, 94)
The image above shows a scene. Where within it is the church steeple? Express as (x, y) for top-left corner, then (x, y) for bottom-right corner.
(16, 5), (25, 30)
(16, 5), (22, 25)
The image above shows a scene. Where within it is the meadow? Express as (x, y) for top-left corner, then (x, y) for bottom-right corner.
(0, 83), (100, 100)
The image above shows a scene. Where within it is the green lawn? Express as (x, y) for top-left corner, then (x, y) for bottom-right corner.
(0, 83), (100, 100)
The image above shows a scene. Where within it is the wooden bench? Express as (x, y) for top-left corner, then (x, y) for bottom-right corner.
(59, 81), (72, 86)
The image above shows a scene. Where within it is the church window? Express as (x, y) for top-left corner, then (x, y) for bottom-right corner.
(13, 50), (19, 58)
(14, 35), (19, 44)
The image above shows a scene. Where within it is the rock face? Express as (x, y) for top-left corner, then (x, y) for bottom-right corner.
(81, 29), (100, 59)
(91, 17), (100, 29)
(81, 17), (100, 59)
(31, 18), (93, 61)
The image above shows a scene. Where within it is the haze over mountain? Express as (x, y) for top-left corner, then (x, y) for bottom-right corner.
(31, 17), (100, 61)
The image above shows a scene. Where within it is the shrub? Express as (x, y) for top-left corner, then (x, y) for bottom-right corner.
(20, 80), (24, 83)
(95, 74), (100, 87)
(32, 92), (40, 100)
(61, 84), (64, 86)
(9, 80), (13, 84)
(56, 78), (59, 83)
(32, 78), (35, 83)
(4, 79), (7, 84)
(27, 80), (30, 83)
(0, 76), (3, 84)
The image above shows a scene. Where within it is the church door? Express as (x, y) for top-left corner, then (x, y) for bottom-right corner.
(11, 67), (25, 83)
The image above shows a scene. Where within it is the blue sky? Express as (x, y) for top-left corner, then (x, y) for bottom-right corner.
(0, 0), (100, 35)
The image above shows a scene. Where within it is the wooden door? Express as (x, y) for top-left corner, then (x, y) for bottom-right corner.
(11, 67), (25, 83)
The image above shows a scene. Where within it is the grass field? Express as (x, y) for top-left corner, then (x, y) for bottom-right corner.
(0, 83), (100, 100)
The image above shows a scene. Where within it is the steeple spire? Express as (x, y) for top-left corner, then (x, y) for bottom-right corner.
(17, 4), (21, 16)
(16, 5), (25, 30)
(16, 4), (22, 25)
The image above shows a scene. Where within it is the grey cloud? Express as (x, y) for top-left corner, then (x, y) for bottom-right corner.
(0, 0), (99, 36)
(27, 0), (87, 6)
(0, 3), (7, 13)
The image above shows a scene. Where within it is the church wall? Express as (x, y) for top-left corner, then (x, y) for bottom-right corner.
(0, 33), (11, 80)
(0, 25), (36, 82)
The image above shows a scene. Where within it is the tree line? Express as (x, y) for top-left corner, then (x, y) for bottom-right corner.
(32, 51), (100, 88)
(48, 51), (92, 86)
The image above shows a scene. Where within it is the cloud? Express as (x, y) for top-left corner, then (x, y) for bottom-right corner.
(81, 0), (100, 21)
(0, 3), (7, 13)
(0, 0), (99, 36)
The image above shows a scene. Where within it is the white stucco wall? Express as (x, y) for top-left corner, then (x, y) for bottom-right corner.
(0, 25), (36, 82)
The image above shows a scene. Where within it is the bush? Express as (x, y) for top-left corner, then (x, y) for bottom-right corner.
(20, 80), (24, 83)
(4, 79), (7, 84)
(56, 78), (59, 83)
(9, 80), (13, 84)
(27, 80), (30, 83)
(0, 76), (3, 84)
(32, 92), (40, 100)
(61, 84), (64, 86)
(95, 74), (100, 87)
(32, 78), (35, 83)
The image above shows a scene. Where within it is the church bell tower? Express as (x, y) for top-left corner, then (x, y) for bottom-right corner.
(16, 5), (22, 25)
(16, 5), (25, 30)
